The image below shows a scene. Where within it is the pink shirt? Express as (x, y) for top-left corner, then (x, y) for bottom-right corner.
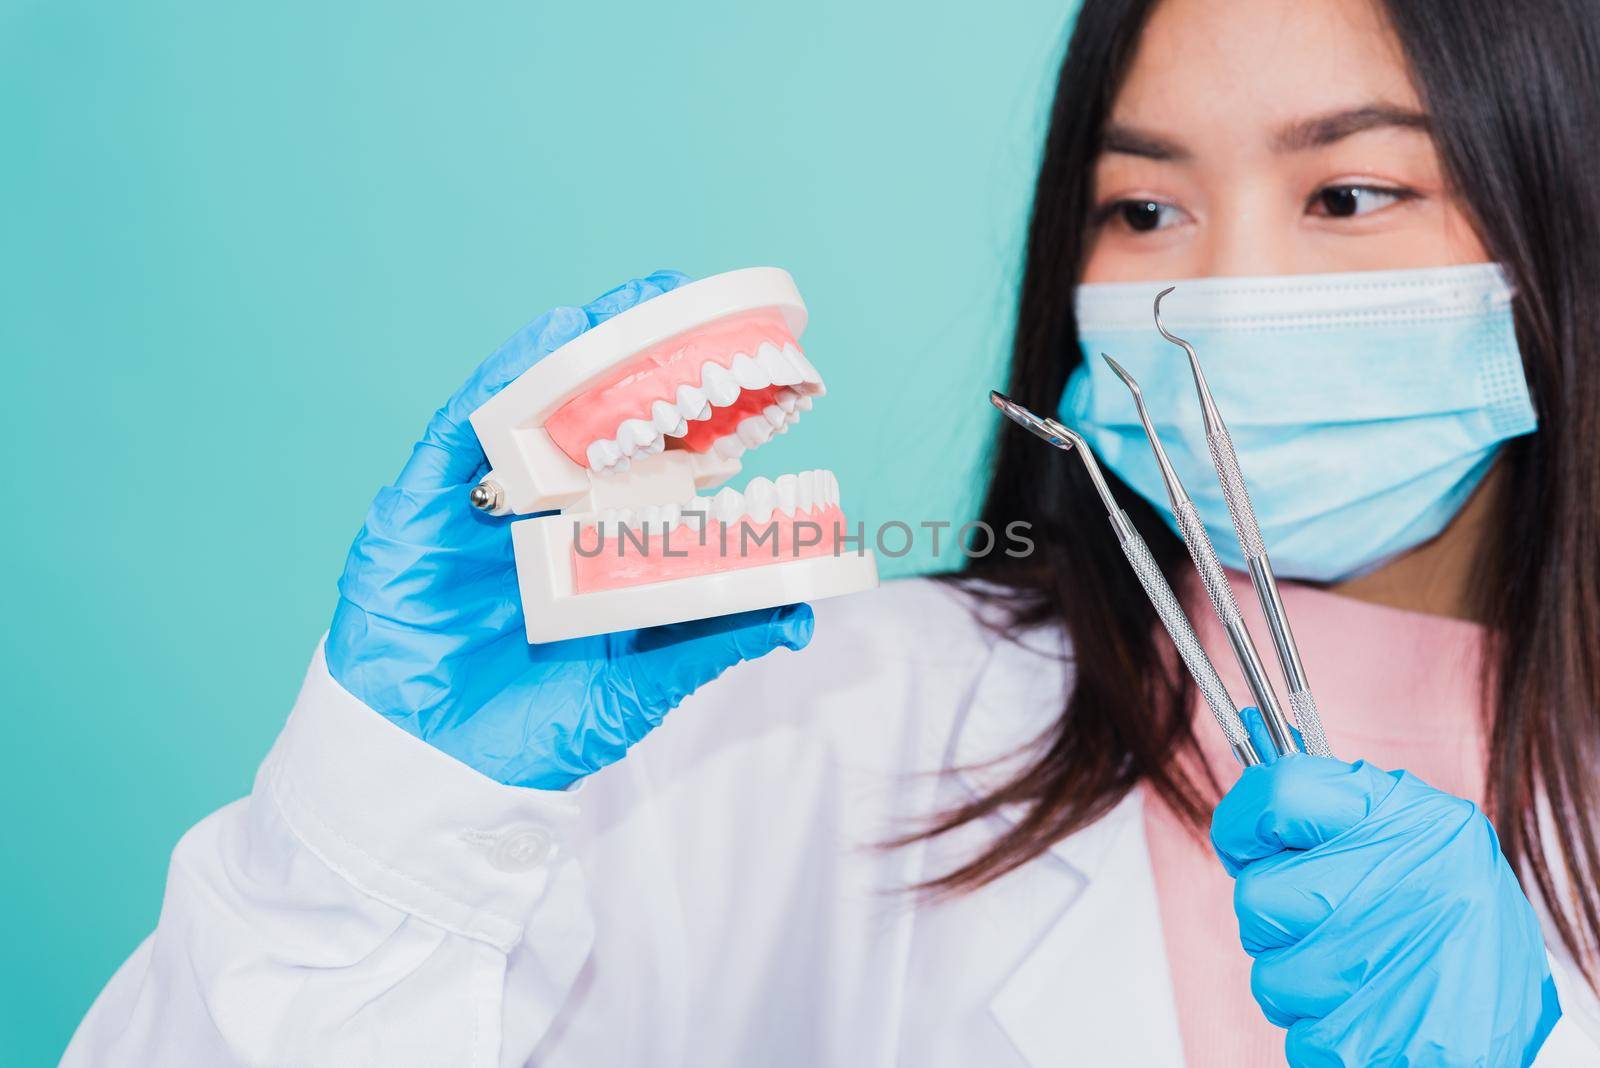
(1143, 571), (1490, 1065)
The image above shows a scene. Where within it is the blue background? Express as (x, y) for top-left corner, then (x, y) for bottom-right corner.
(0, 1), (1077, 1058)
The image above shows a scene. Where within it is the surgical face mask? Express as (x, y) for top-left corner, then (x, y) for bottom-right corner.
(1060, 263), (1536, 583)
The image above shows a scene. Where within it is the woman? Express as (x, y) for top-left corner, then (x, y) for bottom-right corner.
(65, 0), (1600, 1064)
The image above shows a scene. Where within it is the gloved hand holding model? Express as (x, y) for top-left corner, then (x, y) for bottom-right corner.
(1213, 711), (1562, 1066)
(325, 270), (814, 790)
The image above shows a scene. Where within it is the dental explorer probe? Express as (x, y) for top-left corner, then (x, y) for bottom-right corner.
(989, 391), (1263, 767)
(1099, 357), (1301, 758)
(1152, 289), (1333, 758)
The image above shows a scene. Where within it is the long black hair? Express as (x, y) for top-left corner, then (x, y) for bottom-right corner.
(924, 0), (1600, 980)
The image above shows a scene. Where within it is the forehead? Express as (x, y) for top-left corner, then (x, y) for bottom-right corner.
(1111, 0), (1421, 135)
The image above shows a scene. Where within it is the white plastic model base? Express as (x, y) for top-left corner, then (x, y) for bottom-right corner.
(468, 267), (878, 644)
(514, 515), (879, 643)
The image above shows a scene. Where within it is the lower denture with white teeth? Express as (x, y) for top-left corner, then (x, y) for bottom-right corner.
(576, 470), (846, 592)
(467, 267), (879, 643)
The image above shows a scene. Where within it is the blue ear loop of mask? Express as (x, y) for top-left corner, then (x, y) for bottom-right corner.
(1060, 263), (1537, 583)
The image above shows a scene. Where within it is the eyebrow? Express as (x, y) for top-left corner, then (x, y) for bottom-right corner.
(1098, 103), (1431, 163)
(1100, 123), (1191, 162)
(1271, 104), (1430, 151)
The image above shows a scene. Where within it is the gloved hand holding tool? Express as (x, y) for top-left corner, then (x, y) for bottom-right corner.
(993, 283), (1563, 1065)
(1213, 708), (1562, 1067)
(325, 270), (813, 790)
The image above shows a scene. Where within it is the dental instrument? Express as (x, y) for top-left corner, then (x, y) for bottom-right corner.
(989, 391), (1262, 767)
(1099, 356), (1301, 757)
(1153, 288), (1333, 757)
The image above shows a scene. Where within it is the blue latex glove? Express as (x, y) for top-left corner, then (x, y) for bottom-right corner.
(325, 270), (814, 790)
(1212, 707), (1561, 1067)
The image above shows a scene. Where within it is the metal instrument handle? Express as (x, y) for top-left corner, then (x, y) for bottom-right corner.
(1115, 514), (1261, 767)
(1173, 499), (1300, 757)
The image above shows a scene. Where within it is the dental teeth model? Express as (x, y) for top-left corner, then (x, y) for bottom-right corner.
(469, 267), (879, 643)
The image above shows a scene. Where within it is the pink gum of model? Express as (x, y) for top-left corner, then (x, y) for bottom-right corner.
(543, 309), (800, 464)
(572, 505), (847, 593)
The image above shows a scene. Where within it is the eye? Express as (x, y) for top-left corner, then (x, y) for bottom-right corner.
(1307, 184), (1414, 218)
(1097, 198), (1189, 234)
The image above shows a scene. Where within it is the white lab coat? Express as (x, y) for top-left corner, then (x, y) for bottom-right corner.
(64, 578), (1600, 1066)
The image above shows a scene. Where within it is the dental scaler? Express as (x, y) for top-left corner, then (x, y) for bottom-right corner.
(469, 267), (878, 643)
(1101, 354), (1302, 758)
(1152, 288), (1333, 757)
(989, 392), (1261, 767)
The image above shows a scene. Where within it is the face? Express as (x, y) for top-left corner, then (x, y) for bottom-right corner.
(1081, 0), (1488, 283)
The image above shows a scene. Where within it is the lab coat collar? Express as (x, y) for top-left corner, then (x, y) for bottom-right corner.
(953, 628), (1187, 1067)
(951, 625), (1118, 876)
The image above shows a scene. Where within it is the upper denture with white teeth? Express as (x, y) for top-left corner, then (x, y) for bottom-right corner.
(541, 315), (824, 476)
(585, 343), (819, 473)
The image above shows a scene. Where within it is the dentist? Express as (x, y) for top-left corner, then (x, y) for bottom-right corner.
(65, 0), (1600, 1064)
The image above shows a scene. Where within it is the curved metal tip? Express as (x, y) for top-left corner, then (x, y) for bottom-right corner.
(1152, 287), (1190, 351)
(989, 389), (1077, 452)
(1151, 287), (1223, 433)
(1101, 352), (1140, 397)
(989, 395), (1120, 512)
(1100, 352), (1188, 510)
